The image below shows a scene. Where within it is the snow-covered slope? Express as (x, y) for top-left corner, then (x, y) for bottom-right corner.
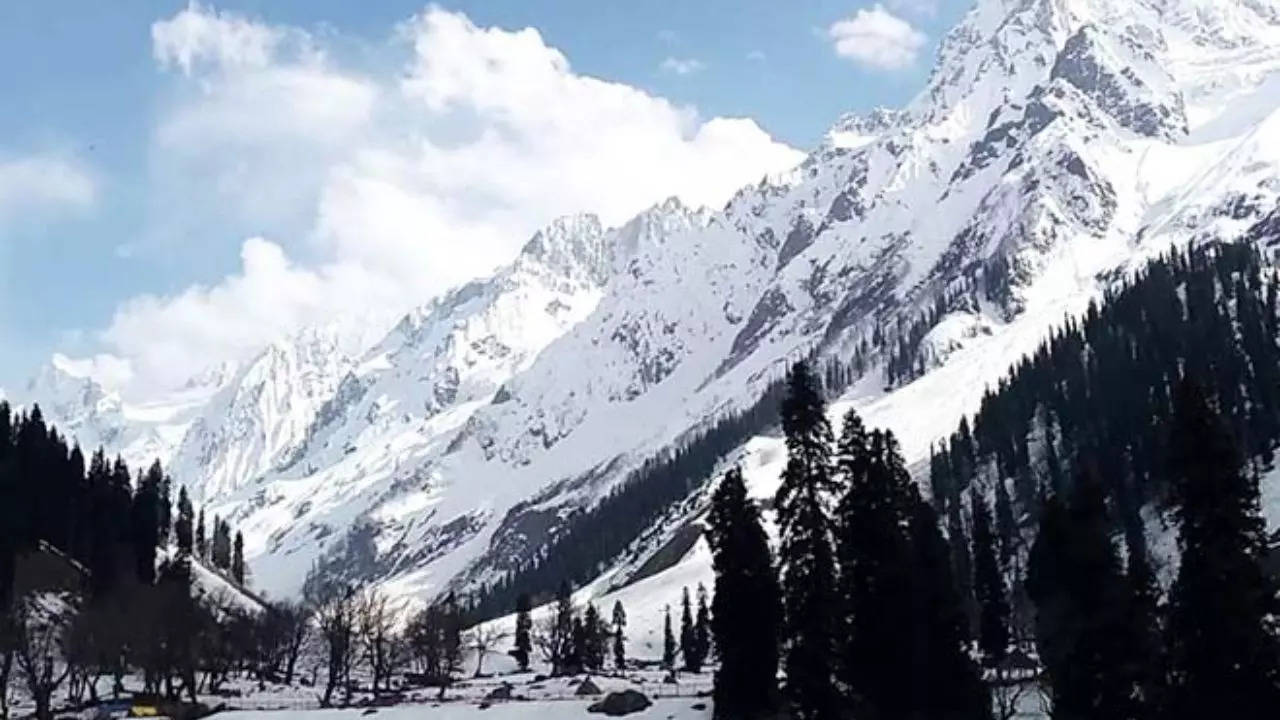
(16, 354), (233, 469)
(31, 0), (1280, 614)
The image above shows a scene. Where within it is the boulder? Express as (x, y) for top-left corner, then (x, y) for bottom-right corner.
(485, 683), (514, 701)
(588, 690), (652, 716)
(575, 677), (603, 696)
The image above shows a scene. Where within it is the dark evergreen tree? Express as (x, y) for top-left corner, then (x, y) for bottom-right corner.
(834, 411), (914, 717)
(774, 361), (841, 720)
(693, 583), (711, 666)
(993, 476), (1017, 566)
(679, 586), (700, 671)
(211, 516), (232, 570)
(196, 507), (207, 560)
(569, 615), (586, 674)
(158, 475), (172, 548)
(1165, 381), (1280, 719)
(232, 530), (245, 585)
(130, 460), (163, 585)
(971, 490), (1009, 667)
(1027, 472), (1150, 720)
(707, 467), (780, 719)
(551, 581), (574, 676)
(947, 496), (976, 640)
(510, 593), (532, 672)
(662, 605), (676, 672)
(582, 603), (606, 671)
(175, 486), (194, 557)
(905, 487), (992, 720)
(611, 600), (627, 672)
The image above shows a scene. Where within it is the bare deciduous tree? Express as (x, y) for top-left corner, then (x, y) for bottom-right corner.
(466, 625), (509, 677)
(314, 586), (359, 707)
(355, 588), (406, 696)
(12, 594), (76, 720)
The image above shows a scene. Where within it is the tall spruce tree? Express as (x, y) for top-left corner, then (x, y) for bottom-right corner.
(906, 486), (992, 720)
(1027, 472), (1149, 720)
(196, 507), (207, 560)
(774, 361), (841, 720)
(662, 605), (676, 672)
(707, 466), (781, 720)
(175, 486), (194, 556)
(511, 593), (532, 672)
(551, 581), (574, 676)
(1165, 381), (1280, 719)
(834, 412), (914, 716)
(994, 477), (1017, 566)
(158, 475), (172, 548)
(971, 489), (1009, 667)
(232, 530), (245, 585)
(693, 584), (711, 667)
(679, 586), (697, 671)
(611, 600), (627, 672)
(130, 460), (164, 584)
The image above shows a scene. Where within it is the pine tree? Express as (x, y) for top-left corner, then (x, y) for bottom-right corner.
(662, 605), (676, 672)
(1165, 381), (1280, 718)
(834, 412), (915, 716)
(611, 600), (627, 672)
(158, 475), (172, 548)
(693, 584), (711, 666)
(1027, 472), (1147, 719)
(582, 603), (606, 671)
(679, 587), (700, 671)
(175, 486), (194, 556)
(774, 361), (841, 720)
(211, 517), (232, 569)
(971, 490), (1009, 667)
(130, 460), (163, 584)
(707, 467), (780, 720)
(947, 496), (976, 639)
(196, 508), (207, 560)
(551, 581), (574, 676)
(511, 593), (532, 672)
(906, 487), (992, 719)
(994, 476), (1017, 566)
(232, 530), (245, 585)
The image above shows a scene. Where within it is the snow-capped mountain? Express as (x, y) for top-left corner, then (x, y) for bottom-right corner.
(31, 0), (1280, 614)
(17, 354), (232, 470)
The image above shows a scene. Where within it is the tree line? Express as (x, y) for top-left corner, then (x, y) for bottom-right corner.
(699, 242), (1280, 720)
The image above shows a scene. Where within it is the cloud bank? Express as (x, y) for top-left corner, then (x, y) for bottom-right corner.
(92, 2), (802, 394)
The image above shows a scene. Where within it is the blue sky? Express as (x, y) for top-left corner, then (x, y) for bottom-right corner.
(0, 0), (969, 396)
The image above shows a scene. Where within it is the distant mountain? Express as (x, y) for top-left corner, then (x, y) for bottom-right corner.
(33, 0), (1280, 617)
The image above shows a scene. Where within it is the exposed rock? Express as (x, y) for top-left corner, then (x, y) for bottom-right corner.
(587, 690), (652, 716)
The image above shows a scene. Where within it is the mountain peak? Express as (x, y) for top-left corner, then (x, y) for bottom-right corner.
(516, 213), (610, 283)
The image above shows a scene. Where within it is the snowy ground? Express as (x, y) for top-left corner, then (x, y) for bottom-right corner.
(215, 698), (709, 720)
(6, 666), (713, 720)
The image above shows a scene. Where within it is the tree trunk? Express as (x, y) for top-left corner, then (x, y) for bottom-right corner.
(0, 651), (12, 720)
(33, 691), (51, 720)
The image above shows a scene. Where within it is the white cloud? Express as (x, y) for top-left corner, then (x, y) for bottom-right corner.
(746, 50), (767, 62)
(660, 57), (705, 76)
(0, 155), (96, 224)
(89, 4), (802, 395)
(828, 4), (928, 71)
(151, 1), (294, 76)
